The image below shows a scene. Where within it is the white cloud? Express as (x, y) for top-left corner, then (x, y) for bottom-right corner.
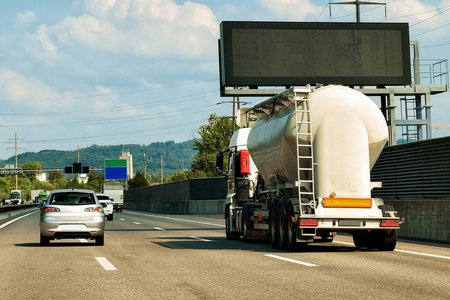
(257, 0), (322, 20)
(35, 0), (219, 59)
(16, 11), (36, 28)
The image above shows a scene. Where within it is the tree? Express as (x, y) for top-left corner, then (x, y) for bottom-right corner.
(191, 114), (234, 177)
(128, 172), (148, 189)
(21, 161), (42, 181)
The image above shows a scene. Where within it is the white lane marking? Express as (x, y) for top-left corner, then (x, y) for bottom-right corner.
(0, 211), (37, 230)
(79, 239), (89, 243)
(95, 257), (118, 271)
(126, 211), (224, 227)
(153, 227), (165, 231)
(265, 254), (319, 267)
(189, 236), (212, 242)
(333, 241), (354, 246)
(333, 241), (450, 260)
(394, 249), (450, 260)
(133, 222), (141, 225)
(119, 218), (125, 221)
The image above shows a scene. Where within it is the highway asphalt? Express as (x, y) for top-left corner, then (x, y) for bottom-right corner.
(0, 210), (449, 299)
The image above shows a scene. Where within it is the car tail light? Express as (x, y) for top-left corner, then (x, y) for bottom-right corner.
(84, 207), (103, 212)
(380, 219), (400, 227)
(43, 207), (60, 212)
(299, 219), (318, 226)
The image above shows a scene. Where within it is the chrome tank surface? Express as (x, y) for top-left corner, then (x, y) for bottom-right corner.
(247, 85), (388, 198)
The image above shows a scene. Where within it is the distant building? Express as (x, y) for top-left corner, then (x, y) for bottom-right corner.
(120, 152), (133, 179)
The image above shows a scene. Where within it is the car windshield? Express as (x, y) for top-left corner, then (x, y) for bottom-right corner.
(49, 192), (95, 205)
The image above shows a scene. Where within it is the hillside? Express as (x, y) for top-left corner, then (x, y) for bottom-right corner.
(0, 140), (198, 176)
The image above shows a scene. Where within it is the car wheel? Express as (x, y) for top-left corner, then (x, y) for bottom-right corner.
(40, 234), (50, 246)
(95, 234), (104, 246)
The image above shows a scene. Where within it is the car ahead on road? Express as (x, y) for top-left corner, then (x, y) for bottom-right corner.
(97, 194), (114, 221)
(39, 189), (105, 246)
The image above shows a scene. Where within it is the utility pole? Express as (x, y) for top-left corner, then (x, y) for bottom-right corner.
(143, 153), (147, 179)
(160, 155), (163, 184)
(329, 0), (386, 22)
(8, 133), (25, 190)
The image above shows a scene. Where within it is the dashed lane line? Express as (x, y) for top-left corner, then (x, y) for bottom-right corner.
(189, 236), (212, 242)
(153, 227), (165, 231)
(95, 257), (118, 271)
(265, 254), (319, 267)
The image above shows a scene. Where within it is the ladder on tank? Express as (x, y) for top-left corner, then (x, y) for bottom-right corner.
(294, 94), (315, 215)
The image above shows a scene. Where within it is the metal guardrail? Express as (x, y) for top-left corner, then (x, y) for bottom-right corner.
(0, 204), (39, 222)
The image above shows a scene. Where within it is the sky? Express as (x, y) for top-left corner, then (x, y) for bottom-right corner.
(0, 0), (449, 160)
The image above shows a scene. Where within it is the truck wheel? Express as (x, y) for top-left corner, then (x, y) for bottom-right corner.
(353, 231), (369, 249)
(242, 210), (250, 242)
(269, 206), (279, 249)
(376, 229), (398, 251)
(286, 206), (297, 251)
(40, 234), (50, 246)
(277, 207), (288, 250)
(226, 210), (239, 240)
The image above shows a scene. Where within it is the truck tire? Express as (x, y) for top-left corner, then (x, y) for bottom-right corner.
(269, 206), (279, 249)
(352, 231), (369, 249)
(225, 209), (239, 240)
(375, 229), (397, 251)
(242, 210), (250, 242)
(286, 206), (297, 251)
(278, 207), (288, 250)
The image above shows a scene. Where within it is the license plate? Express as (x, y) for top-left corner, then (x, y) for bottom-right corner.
(59, 225), (86, 231)
(338, 220), (361, 226)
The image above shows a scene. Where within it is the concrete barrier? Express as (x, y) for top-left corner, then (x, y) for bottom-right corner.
(386, 199), (450, 244)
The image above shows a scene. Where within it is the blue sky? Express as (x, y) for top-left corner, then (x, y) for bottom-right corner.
(0, 0), (449, 159)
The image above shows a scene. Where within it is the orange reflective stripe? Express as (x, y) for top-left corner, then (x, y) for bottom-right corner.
(323, 198), (372, 208)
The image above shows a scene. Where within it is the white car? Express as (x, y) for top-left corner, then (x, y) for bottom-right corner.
(97, 194), (114, 221)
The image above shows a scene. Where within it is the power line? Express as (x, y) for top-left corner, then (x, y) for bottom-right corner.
(0, 78), (217, 103)
(411, 21), (450, 37)
(0, 89), (218, 117)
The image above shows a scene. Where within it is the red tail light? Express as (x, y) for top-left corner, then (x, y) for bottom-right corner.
(43, 207), (60, 212)
(84, 207), (103, 212)
(380, 219), (400, 227)
(258, 215), (263, 222)
(300, 219), (318, 226)
(240, 150), (250, 174)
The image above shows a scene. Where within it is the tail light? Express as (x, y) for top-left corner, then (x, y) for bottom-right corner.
(43, 207), (60, 212)
(84, 207), (103, 212)
(380, 219), (400, 227)
(299, 219), (318, 226)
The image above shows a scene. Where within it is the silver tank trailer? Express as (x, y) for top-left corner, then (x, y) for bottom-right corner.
(247, 85), (388, 199)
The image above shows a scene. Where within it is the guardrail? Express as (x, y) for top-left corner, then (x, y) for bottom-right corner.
(0, 204), (39, 222)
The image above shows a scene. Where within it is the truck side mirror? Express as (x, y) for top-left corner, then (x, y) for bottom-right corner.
(216, 152), (224, 175)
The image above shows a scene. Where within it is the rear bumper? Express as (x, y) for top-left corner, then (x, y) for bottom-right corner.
(40, 219), (105, 239)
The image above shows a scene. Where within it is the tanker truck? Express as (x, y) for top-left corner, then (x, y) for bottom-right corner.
(216, 85), (400, 251)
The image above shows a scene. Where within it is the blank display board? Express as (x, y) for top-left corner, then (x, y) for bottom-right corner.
(219, 21), (411, 90)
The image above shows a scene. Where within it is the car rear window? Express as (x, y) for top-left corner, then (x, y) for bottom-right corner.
(49, 193), (95, 205)
(97, 195), (110, 200)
